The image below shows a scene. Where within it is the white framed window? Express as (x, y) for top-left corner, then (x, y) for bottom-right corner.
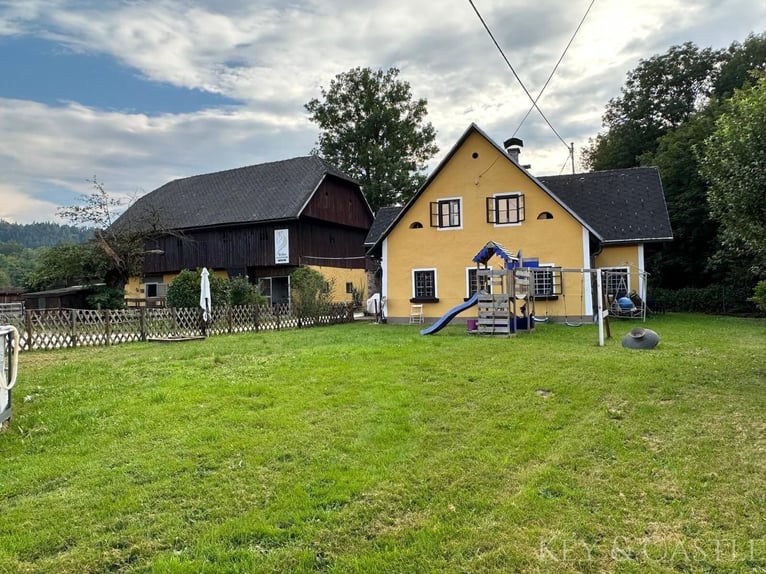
(532, 265), (562, 298)
(486, 193), (525, 225)
(430, 198), (462, 229)
(466, 267), (492, 298)
(412, 268), (437, 300)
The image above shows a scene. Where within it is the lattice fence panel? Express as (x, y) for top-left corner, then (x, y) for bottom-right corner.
(73, 309), (108, 347)
(108, 309), (144, 345)
(28, 309), (74, 350)
(16, 301), (354, 352)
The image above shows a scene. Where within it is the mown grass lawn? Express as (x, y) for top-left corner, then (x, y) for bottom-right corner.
(1, 314), (764, 573)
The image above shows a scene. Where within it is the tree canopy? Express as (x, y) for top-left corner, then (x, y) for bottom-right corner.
(699, 75), (766, 275)
(583, 32), (766, 297)
(305, 67), (439, 212)
(583, 42), (720, 171)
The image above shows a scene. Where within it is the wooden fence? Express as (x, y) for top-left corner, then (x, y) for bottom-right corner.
(3, 303), (354, 351)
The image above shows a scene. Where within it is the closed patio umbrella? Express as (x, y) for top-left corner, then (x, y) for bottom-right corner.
(200, 267), (211, 335)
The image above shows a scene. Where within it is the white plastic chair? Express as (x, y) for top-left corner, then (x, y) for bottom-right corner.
(409, 303), (424, 324)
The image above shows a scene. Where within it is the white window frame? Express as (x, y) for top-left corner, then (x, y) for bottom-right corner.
(532, 264), (560, 298)
(489, 192), (525, 227)
(466, 267), (492, 298)
(412, 268), (438, 300)
(430, 197), (463, 230)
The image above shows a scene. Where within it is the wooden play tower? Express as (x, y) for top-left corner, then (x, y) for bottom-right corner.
(473, 241), (535, 337)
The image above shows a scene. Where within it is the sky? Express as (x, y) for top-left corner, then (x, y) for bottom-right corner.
(0, 0), (764, 224)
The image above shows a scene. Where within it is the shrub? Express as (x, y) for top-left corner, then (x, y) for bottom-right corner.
(167, 269), (230, 309)
(749, 280), (766, 312)
(229, 276), (266, 306)
(649, 283), (759, 315)
(86, 286), (126, 309)
(290, 266), (334, 317)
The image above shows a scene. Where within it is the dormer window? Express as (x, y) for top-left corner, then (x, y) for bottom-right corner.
(486, 193), (525, 225)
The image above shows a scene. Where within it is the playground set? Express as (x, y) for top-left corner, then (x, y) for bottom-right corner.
(420, 241), (649, 346)
(420, 241), (535, 338)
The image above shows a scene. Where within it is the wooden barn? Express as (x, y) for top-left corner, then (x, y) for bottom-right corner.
(116, 156), (374, 306)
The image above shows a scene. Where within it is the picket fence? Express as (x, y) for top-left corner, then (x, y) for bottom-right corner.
(1, 303), (354, 351)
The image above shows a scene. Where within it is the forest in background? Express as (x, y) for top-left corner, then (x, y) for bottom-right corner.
(0, 220), (92, 288)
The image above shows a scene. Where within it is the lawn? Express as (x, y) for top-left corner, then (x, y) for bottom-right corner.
(1, 314), (764, 573)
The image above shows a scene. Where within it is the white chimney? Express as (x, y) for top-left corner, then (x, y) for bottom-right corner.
(504, 137), (523, 163)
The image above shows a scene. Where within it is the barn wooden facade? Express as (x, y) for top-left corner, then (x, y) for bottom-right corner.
(116, 156), (374, 306)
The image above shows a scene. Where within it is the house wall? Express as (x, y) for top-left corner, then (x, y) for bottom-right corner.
(302, 177), (373, 229)
(308, 265), (368, 305)
(296, 220), (369, 269)
(596, 244), (646, 298)
(383, 131), (590, 321)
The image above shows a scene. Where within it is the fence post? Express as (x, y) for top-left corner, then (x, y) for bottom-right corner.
(104, 309), (112, 346)
(71, 309), (78, 347)
(140, 308), (146, 342)
(24, 309), (33, 351)
(254, 304), (260, 332)
(228, 306), (233, 334)
(276, 307), (280, 330)
(172, 307), (178, 335)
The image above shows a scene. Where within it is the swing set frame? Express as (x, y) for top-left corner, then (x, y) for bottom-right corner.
(531, 267), (647, 347)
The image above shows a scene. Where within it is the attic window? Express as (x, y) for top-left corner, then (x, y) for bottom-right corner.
(537, 211), (554, 220)
(486, 193), (524, 225)
(409, 222), (423, 229)
(472, 152), (479, 159)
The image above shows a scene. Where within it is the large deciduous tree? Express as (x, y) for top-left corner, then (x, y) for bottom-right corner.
(584, 34), (766, 292)
(583, 42), (720, 171)
(305, 67), (439, 212)
(699, 75), (766, 276)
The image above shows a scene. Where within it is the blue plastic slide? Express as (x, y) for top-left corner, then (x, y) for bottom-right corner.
(420, 292), (480, 335)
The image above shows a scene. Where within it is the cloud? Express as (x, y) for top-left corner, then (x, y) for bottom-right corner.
(0, 0), (763, 222)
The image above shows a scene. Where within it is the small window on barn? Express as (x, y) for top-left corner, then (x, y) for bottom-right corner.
(346, 282), (354, 294)
(537, 211), (554, 220)
(472, 152), (479, 159)
(409, 222), (423, 229)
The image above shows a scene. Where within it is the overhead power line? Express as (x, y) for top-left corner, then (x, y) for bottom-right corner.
(467, 0), (569, 149)
(513, 0), (597, 138)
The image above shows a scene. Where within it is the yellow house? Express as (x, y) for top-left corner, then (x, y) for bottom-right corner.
(367, 124), (672, 323)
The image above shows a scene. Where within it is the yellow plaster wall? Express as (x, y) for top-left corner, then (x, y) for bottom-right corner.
(596, 245), (645, 297)
(384, 131), (589, 320)
(596, 245), (639, 269)
(308, 265), (367, 304)
(124, 270), (228, 300)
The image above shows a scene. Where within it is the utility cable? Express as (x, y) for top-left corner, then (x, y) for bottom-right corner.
(513, 0), (597, 137)
(467, 0), (569, 150)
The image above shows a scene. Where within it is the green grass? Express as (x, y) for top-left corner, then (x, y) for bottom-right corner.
(1, 314), (765, 573)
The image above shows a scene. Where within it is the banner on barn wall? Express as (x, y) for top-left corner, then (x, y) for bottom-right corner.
(275, 229), (289, 264)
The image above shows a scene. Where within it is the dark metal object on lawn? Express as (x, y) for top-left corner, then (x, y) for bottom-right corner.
(621, 327), (660, 350)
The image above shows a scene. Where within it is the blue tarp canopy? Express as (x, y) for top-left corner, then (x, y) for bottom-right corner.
(472, 241), (520, 267)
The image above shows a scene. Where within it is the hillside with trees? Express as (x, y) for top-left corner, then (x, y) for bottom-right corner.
(0, 220), (93, 288)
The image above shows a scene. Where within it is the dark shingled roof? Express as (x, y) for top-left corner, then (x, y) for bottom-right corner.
(538, 167), (673, 244)
(115, 155), (356, 231)
(364, 206), (403, 246)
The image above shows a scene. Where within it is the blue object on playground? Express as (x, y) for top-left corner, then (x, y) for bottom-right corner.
(617, 296), (634, 309)
(420, 293), (479, 335)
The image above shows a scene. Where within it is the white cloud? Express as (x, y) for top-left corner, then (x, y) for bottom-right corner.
(0, 0), (764, 222)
